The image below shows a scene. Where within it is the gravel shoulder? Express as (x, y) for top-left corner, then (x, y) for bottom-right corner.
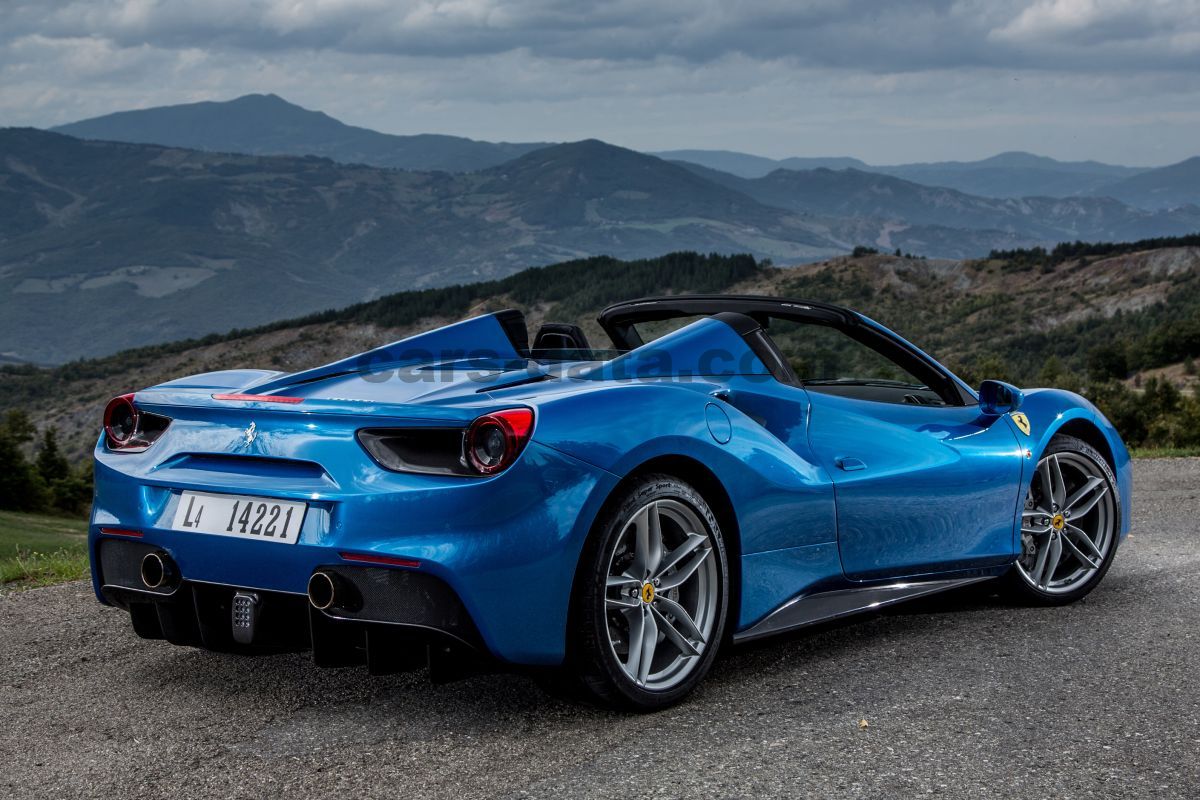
(2, 459), (1198, 799)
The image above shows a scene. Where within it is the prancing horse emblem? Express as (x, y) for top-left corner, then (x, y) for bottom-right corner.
(1010, 412), (1031, 436)
(242, 421), (257, 446)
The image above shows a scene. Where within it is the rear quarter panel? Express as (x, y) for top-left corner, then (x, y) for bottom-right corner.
(528, 379), (842, 629)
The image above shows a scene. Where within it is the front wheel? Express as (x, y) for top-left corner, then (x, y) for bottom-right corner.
(570, 474), (729, 711)
(1005, 435), (1121, 605)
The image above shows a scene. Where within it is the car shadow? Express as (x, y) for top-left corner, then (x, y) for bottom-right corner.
(124, 580), (1019, 735)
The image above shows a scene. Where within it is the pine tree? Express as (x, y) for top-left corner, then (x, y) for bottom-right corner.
(36, 427), (71, 484)
(0, 424), (46, 512)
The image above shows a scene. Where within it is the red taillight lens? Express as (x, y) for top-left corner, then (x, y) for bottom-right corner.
(103, 394), (138, 446)
(102, 394), (171, 452)
(465, 408), (534, 475)
(98, 527), (143, 538)
(339, 551), (421, 569)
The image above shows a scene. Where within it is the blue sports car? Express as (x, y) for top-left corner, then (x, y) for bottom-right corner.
(90, 295), (1131, 710)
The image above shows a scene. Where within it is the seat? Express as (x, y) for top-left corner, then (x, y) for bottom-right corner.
(531, 323), (591, 352)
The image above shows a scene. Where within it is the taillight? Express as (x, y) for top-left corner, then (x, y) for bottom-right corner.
(465, 409), (534, 475)
(357, 407), (534, 477)
(102, 394), (171, 452)
(103, 394), (138, 446)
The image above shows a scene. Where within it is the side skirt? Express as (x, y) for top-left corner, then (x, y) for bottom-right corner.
(732, 574), (997, 643)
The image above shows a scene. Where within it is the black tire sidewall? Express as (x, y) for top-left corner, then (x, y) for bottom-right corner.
(571, 474), (729, 711)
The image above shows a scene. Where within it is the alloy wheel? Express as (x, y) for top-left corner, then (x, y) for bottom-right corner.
(602, 499), (719, 691)
(1017, 451), (1115, 594)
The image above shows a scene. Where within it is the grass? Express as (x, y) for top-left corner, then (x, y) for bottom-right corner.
(1130, 447), (1200, 459)
(0, 510), (90, 588)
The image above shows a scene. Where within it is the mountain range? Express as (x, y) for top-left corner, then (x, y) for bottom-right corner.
(659, 148), (1199, 207)
(675, 162), (1200, 243)
(52, 93), (551, 173)
(53, 95), (1200, 207)
(0, 130), (855, 362)
(3, 94), (1198, 364)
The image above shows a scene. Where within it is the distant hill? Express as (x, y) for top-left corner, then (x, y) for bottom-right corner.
(676, 162), (1200, 243)
(477, 139), (795, 230)
(879, 151), (1145, 199)
(1092, 157), (1200, 210)
(0, 131), (847, 363)
(653, 149), (869, 177)
(666, 148), (1149, 199)
(51, 94), (552, 173)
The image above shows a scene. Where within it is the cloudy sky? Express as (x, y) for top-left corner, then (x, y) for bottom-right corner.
(2, 0), (1199, 165)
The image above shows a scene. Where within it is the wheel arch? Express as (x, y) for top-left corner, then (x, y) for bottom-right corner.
(1031, 406), (1132, 541)
(1051, 417), (1116, 474)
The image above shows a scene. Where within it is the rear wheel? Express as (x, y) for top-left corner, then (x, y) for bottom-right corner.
(1005, 435), (1120, 605)
(570, 474), (729, 711)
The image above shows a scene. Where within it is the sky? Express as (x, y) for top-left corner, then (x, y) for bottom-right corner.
(2, 0), (1199, 166)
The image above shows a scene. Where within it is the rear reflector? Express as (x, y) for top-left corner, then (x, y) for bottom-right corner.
(212, 393), (304, 404)
(339, 551), (420, 569)
(99, 527), (143, 538)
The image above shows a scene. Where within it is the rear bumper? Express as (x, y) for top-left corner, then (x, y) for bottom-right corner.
(89, 440), (619, 666)
(97, 537), (486, 676)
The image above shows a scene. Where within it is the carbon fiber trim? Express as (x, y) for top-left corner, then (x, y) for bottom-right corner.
(734, 576), (995, 642)
(97, 538), (176, 596)
(315, 566), (483, 649)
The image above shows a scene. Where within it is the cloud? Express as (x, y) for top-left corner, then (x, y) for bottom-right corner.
(4, 0), (1197, 69)
(990, 0), (1190, 44)
(0, 1), (1198, 164)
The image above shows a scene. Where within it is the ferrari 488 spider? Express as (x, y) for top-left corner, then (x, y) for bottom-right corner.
(90, 296), (1130, 709)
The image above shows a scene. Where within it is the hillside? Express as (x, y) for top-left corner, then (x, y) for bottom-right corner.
(51, 94), (550, 173)
(0, 131), (847, 363)
(0, 252), (764, 460)
(676, 163), (1200, 247)
(4, 247), (1198, 464)
(1095, 157), (1200, 210)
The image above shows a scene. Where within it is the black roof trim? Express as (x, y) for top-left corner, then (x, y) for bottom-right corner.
(600, 294), (853, 326)
(598, 295), (856, 351)
(596, 294), (972, 406)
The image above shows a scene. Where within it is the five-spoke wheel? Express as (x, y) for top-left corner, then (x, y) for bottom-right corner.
(603, 498), (719, 690)
(571, 475), (728, 710)
(1009, 435), (1120, 603)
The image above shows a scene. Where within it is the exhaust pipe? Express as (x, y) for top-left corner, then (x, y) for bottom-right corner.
(140, 551), (176, 590)
(307, 571), (338, 610)
(308, 570), (362, 612)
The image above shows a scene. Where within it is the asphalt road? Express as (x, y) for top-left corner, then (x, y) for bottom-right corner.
(2, 459), (1198, 799)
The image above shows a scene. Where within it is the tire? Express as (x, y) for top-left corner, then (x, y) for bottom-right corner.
(568, 474), (729, 711)
(1002, 434), (1121, 606)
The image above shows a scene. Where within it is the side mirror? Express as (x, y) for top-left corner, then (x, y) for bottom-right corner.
(978, 380), (1023, 415)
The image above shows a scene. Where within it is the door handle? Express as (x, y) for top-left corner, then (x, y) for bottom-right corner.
(836, 456), (867, 472)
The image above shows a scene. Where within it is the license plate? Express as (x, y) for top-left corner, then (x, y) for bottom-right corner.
(171, 491), (306, 545)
